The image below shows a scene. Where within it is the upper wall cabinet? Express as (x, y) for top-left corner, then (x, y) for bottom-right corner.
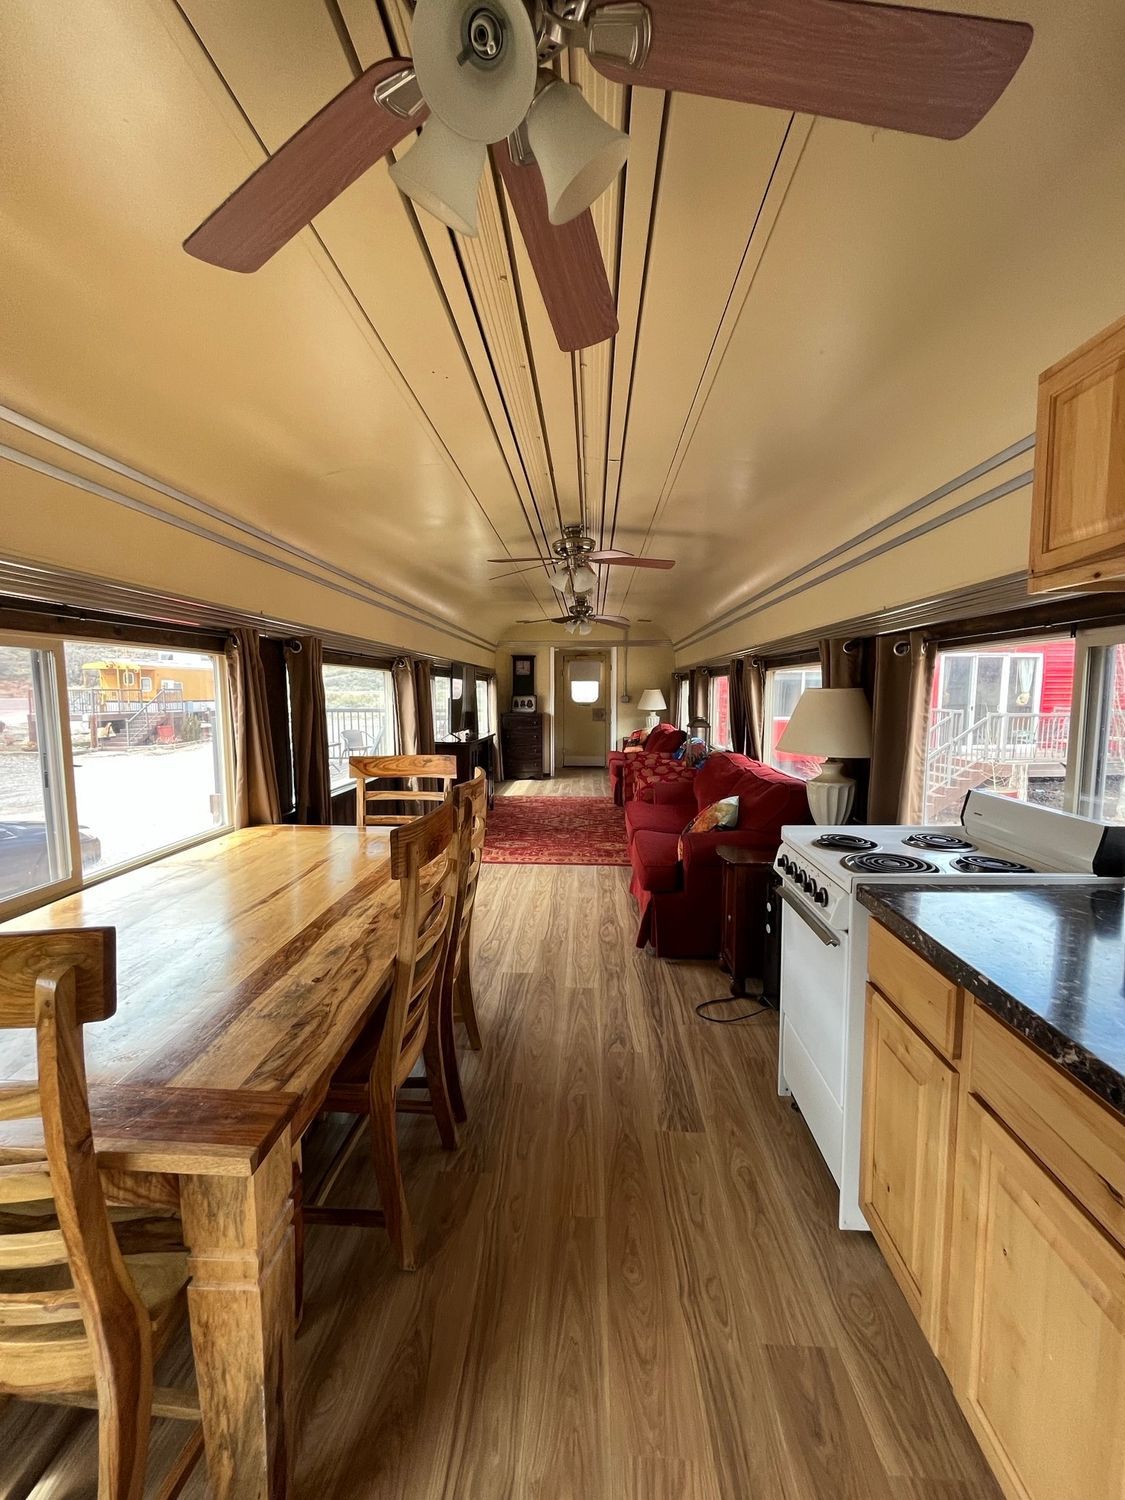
(1029, 313), (1125, 594)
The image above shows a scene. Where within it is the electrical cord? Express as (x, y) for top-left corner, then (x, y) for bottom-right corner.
(695, 996), (772, 1025)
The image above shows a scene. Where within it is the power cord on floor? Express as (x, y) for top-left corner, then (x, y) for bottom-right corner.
(695, 997), (772, 1025)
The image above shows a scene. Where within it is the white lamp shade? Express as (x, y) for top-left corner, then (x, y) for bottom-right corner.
(637, 689), (667, 712)
(776, 687), (872, 759)
(526, 79), (630, 225)
(412, 0), (538, 143)
(570, 562), (597, 593)
(550, 565), (572, 593)
(389, 118), (485, 236)
(577, 620), (593, 636)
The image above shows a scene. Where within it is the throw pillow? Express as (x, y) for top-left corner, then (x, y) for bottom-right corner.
(633, 758), (694, 802)
(677, 795), (739, 861)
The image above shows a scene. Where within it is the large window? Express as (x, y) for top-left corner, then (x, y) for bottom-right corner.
(0, 635), (232, 913)
(709, 672), (732, 749)
(675, 676), (690, 730)
(922, 636), (1076, 822)
(1071, 631), (1125, 823)
(431, 666), (463, 742)
(475, 676), (491, 735)
(322, 662), (395, 790)
(764, 664), (823, 779)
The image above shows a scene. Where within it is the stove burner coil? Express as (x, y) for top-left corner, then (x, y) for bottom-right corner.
(840, 852), (940, 875)
(951, 854), (1033, 874)
(812, 835), (878, 852)
(903, 833), (975, 852)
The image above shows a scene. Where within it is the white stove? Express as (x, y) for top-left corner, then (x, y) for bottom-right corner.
(774, 791), (1125, 1230)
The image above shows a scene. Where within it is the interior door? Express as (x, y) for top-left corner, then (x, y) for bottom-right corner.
(559, 653), (608, 767)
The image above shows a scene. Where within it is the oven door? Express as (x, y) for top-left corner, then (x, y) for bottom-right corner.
(778, 887), (849, 1186)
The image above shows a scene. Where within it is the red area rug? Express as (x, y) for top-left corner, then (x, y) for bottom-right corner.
(483, 796), (630, 866)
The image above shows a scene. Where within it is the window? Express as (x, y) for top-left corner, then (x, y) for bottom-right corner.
(0, 634), (233, 914)
(763, 664), (823, 779)
(1069, 629), (1125, 825)
(675, 676), (690, 730)
(922, 636), (1076, 822)
(322, 662), (396, 791)
(64, 642), (230, 876)
(475, 677), (491, 735)
(709, 673), (732, 749)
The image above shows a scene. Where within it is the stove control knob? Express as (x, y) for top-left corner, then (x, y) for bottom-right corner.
(816, 886), (829, 908)
(779, 855), (790, 874)
(800, 872), (812, 892)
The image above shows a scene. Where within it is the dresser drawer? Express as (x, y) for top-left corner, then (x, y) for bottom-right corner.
(867, 921), (963, 1061)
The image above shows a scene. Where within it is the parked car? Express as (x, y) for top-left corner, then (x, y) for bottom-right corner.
(0, 819), (102, 896)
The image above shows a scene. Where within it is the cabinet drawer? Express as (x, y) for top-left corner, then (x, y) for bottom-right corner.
(967, 1004), (1125, 1253)
(867, 921), (963, 1060)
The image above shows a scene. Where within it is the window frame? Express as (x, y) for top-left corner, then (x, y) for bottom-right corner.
(1066, 624), (1125, 819)
(321, 659), (398, 793)
(0, 629), (236, 921)
(762, 661), (823, 773)
(707, 670), (733, 750)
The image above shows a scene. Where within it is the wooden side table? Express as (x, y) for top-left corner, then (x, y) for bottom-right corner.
(716, 844), (776, 997)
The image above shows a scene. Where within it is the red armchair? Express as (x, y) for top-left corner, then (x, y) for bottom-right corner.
(609, 722), (686, 806)
(626, 751), (810, 959)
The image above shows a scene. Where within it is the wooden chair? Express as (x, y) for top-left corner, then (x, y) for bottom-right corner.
(0, 930), (202, 1500)
(352, 753), (458, 828)
(306, 800), (462, 1270)
(437, 769), (487, 1125)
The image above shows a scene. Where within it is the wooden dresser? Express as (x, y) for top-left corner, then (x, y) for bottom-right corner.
(501, 712), (545, 779)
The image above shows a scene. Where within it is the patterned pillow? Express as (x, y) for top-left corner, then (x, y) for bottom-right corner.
(677, 795), (739, 860)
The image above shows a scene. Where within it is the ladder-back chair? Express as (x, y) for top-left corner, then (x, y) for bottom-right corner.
(0, 930), (202, 1500)
(307, 800), (462, 1269)
(351, 754), (458, 829)
(437, 769), (487, 1124)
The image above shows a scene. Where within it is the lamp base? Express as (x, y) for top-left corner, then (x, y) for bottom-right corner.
(805, 759), (856, 826)
(645, 712), (660, 731)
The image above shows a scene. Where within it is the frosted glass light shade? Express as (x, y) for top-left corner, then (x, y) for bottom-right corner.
(412, 0), (538, 143)
(389, 118), (485, 236)
(637, 689), (667, 712)
(776, 688), (872, 759)
(577, 621), (593, 636)
(570, 562), (597, 593)
(526, 80), (630, 225)
(550, 566), (571, 593)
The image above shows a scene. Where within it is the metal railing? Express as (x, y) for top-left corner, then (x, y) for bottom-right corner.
(327, 707), (388, 784)
(925, 709), (1072, 801)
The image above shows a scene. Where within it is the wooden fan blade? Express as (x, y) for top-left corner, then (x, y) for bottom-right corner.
(491, 145), (618, 353)
(185, 59), (423, 272)
(590, 553), (676, 569)
(588, 0), (1032, 140)
(487, 557), (552, 564)
(594, 615), (631, 626)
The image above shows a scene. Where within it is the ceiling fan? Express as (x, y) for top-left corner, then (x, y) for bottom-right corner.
(519, 596), (630, 634)
(490, 522), (674, 592)
(184, 0), (1032, 354)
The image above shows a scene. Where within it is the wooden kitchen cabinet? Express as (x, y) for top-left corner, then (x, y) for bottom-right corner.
(860, 985), (958, 1348)
(1029, 311), (1125, 593)
(948, 1095), (1125, 1500)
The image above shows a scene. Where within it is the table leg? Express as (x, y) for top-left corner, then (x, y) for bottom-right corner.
(179, 1131), (295, 1500)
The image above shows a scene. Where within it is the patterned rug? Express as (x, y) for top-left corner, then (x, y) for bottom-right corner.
(483, 796), (631, 866)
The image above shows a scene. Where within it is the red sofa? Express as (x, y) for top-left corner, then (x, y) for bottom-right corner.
(609, 721), (686, 806)
(626, 751), (811, 959)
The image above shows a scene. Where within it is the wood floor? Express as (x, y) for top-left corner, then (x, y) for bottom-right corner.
(0, 771), (1000, 1499)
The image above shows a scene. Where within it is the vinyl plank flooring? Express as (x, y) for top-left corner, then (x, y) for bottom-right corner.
(2, 847), (1003, 1500)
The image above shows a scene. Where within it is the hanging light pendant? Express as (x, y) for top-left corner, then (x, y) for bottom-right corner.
(412, 0), (538, 144)
(525, 78), (630, 225)
(570, 561), (597, 593)
(389, 118), (485, 236)
(550, 565), (572, 594)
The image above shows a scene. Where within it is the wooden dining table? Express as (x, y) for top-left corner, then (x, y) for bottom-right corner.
(0, 824), (400, 1500)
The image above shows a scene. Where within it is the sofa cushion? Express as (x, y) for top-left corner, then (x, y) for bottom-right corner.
(644, 723), (687, 756)
(630, 756), (694, 804)
(630, 830), (682, 894)
(625, 799), (689, 840)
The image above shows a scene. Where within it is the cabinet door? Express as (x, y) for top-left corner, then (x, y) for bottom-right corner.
(950, 1098), (1125, 1500)
(1030, 314), (1125, 591)
(860, 986), (957, 1347)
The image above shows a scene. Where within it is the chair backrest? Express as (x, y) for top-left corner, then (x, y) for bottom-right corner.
(340, 727), (367, 753)
(0, 929), (152, 1406)
(380, 802), (460, 1090)
(449, 769), (488, 977)
(352, 754), (458, 829)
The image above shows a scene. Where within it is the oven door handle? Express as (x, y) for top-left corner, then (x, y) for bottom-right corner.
(778, 886), (841, 948)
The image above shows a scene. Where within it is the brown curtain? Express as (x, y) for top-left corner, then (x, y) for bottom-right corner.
(868, 632), (933, 824)
(728, 657), (750, 756)
(746, 657), (767, 762)
(226, 628), (282, 828)
(286, 637), (331, 824)
(489, 676), (504, 780)
(820, 636), (875, 820)
(413, 660), (436, 754)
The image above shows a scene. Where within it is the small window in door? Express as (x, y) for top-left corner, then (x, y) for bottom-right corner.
(568, 660), (601, 704)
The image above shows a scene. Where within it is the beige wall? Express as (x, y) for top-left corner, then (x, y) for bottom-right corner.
(496, 628), (674, 773)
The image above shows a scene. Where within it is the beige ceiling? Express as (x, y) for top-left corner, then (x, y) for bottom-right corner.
(2, 0), (1125, 656)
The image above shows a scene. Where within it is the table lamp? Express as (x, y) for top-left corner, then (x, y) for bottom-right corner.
(775, 687), (873, 825)
(637, 688), (667, 731)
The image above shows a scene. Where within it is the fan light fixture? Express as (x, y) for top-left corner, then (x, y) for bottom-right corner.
(550, 565), (572, 594)
(389, 118), (485, 236)
(570, 561), (597, 593)
(565, 619), (579, 635)
(526, 79), (630, 225)
(577, 620), (593, 636)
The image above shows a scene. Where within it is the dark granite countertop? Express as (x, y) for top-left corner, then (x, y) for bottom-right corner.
(856, 882), (1125, 1115)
